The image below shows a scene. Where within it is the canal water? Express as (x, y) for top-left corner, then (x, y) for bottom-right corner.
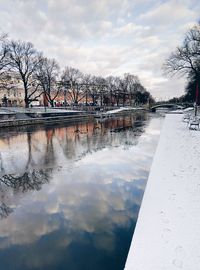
(0, 113), (163, 270)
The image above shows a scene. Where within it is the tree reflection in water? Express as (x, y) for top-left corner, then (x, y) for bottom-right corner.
(0, 113), (148, 219)
(0, 169), (51, 219)
(0, 202), (13, 219)
(0, 113), (164, 270)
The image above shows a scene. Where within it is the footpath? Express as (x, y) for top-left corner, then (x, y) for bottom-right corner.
(125, 114), (200, 270)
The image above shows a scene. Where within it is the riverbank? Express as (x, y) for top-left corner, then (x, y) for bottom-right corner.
(125, 114), (200, 269)
(0, 107), (94, 127)
(0, 106), (145, 128)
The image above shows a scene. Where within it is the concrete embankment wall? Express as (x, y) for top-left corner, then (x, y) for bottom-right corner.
(125, 114), (200, 270)
(0, 114), (94, 128)
(0, 109), (146, 128)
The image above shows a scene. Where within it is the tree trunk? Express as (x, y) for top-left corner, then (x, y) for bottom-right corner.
(110, 91), (112, 106)
(92, 95), (95, 104)
(24, 81), (29, 108)
(86, 91), (88, 105)
(50, 100), (54, 107)
(123, 94), (125, 107)
(25, 97), (29, 108)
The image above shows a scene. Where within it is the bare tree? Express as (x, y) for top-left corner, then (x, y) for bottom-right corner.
(106, 76), (117, 106)
(164, 23), (200, 80)
(185, 24), (200, 57)
(61, 67), (84, 104)
(111, 76), (121, 106)
(0, 33), (11, 91)
(93, 76), (107, 106)
(36, 57), (60, 107)
(164, 23), (200, 115)
(7, 40), (43, 107)
(88, 75), (100, 105)
(106, 74), (148, 107)
(81, 73), (92, 105)
(119, 77), (129, 106)
(123, 73), (140, 105)
(0, 33), (9, 75)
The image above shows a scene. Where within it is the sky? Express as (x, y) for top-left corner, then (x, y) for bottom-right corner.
(0, 0), (200, 100)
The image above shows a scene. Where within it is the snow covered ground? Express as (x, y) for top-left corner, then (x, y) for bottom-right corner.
(125, 114), (200, 270)
(104, 107), (130, 114)
(104, 107), (142, 114)
(0, 107), (81, 114)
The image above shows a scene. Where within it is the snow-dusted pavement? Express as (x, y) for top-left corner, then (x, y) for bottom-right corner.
(125, 114), (200, 270)
(104, 107), (142, 114)
(0, 107), (81, 114)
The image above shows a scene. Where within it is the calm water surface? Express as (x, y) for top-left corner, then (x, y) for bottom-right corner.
(0, 113), (163, 270)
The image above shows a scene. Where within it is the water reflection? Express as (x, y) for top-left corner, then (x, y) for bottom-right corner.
(0, 113), (163, 270)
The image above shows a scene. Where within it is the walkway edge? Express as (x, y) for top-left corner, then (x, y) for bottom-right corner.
(0, 115), (94, 128)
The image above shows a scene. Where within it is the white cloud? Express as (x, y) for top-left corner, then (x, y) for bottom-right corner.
(0, 114), (163, 256)
(140, 1), (190, 22)
(112, 23), (150, 37)
(0, 0), (200, 98)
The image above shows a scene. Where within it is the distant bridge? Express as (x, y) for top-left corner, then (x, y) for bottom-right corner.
(150, 103), (184, 112)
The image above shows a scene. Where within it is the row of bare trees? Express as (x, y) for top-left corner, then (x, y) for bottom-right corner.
(164, 22), (200, 104)
(0, 35), (154, 108)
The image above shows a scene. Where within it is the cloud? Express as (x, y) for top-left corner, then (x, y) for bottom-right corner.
(0, 0), (200, 98)
(112, 23), (150, 37)
(0, 116), (164, 270)
(138, 0), (196, 26)
(0, 115), (162, 250)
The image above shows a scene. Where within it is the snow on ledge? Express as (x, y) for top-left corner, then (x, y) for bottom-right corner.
(104, 107), (141, 114)
(125, 114), (200, 270)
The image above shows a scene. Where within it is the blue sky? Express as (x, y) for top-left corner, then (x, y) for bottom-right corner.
(0, 0), (200, 99)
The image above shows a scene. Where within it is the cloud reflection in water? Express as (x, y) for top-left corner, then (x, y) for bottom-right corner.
(0, 114), (163, 270)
